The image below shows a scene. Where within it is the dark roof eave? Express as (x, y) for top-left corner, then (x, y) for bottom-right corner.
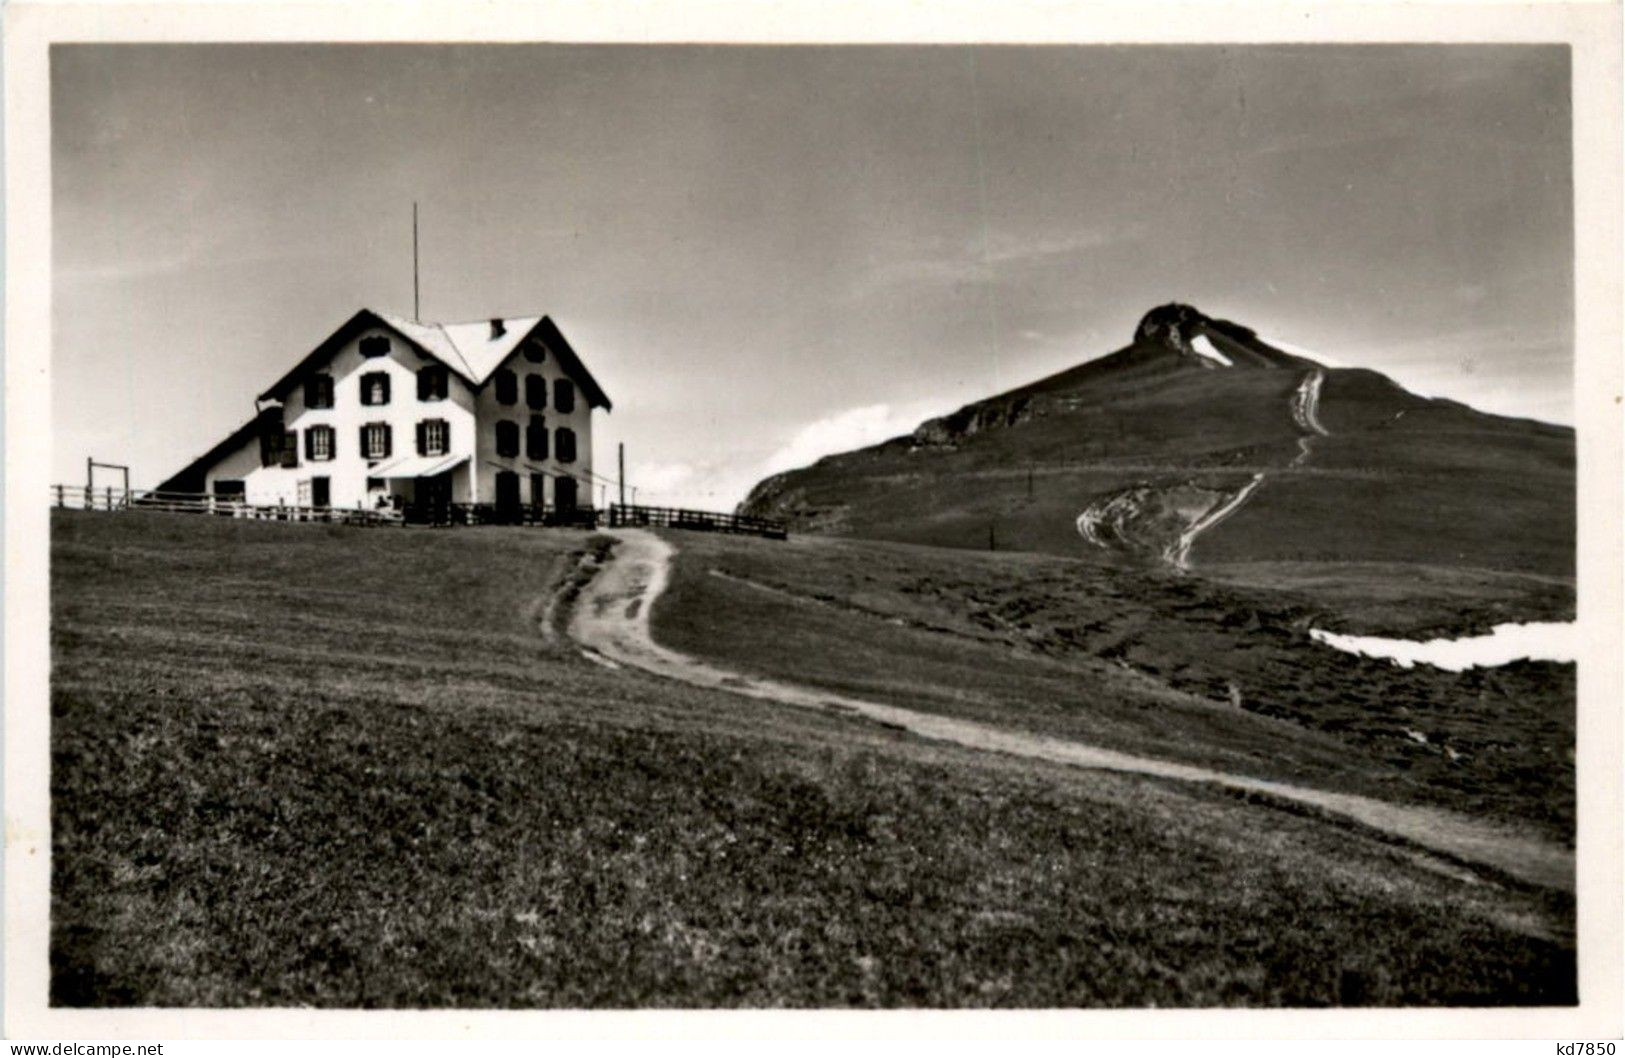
(256, 309), (612, 412)
(155, 406), (280, 493)
(255, 309), (386, 403)
(537, 316), (612, 412)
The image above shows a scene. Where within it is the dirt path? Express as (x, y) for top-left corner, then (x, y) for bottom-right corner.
(1164, 473), (1265, 570)
(1078, 367), (1334, 567)
(568, 529), (1574, 893)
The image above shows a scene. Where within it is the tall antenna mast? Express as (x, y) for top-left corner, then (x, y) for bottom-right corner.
(412, 202), (421, 322)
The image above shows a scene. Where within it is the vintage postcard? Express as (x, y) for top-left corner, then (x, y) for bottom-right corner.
(4, 0), (1620, 1043)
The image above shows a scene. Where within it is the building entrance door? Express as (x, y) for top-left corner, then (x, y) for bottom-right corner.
(495, 471), (520, 522)
(311, 476), (330, 509)
(554, 475), (577, 512)
(420, 473), (452, 523)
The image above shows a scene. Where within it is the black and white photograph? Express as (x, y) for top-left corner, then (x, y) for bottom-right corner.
(3, 0), (1621, 1042)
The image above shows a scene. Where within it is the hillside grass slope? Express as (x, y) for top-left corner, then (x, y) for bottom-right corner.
(656, 533), (1575, 842)
(740, 310), (1574, 576)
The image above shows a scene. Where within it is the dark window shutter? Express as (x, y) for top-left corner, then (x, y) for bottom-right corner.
(304, 428), (314, 460)
(417, 369), (430, 401)
(380, 374), (391, 405)
(359, 425), (369, 457)
(327, 427), (337, 460)
(555, 379), (575, 414)
(416, 421), (427, 456)
(382, 424), (392, 459)
(526, 374), (546, 410)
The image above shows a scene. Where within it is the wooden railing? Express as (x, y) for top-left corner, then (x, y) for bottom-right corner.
(51, 485), (403, 526)
(50, 486), (780, 538)
(406, 503), (599, 529)
(606, 503), (787, 540)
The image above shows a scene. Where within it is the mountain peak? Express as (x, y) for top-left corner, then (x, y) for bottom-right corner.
(1130, 303), (1305, 370)
(1134, 302), (1207, 354)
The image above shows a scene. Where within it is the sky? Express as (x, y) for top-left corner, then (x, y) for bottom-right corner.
(52, 44), (1573, 508)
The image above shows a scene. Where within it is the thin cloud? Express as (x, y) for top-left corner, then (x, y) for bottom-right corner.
(866, 224), (1145, 291)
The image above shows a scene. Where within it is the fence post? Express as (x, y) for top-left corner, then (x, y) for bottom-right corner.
(55, 485), (64, 508)
(105, 486), (113, 511)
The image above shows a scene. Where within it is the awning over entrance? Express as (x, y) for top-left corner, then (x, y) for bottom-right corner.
(369, 454), (467, 479)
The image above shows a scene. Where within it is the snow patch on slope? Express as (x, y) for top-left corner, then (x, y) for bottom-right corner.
(1188, 333), (1233, 367)
(1310, 622), (1576, 672)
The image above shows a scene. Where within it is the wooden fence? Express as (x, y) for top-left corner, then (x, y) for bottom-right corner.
(607, 503), (787, 540)
(52, 486), (784, 538)
(409, 503), (599, 529)
(52, 485), (402, 526)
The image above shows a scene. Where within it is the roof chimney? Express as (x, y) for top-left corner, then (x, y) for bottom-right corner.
(490, 318), (506, 340)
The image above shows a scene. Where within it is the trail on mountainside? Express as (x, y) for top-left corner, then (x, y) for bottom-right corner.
(564, 529), (1574, 894)
(1289, 369), (1328, 467)
(1164, 473), (1266, 569)
(1076, 367), (1331, 568)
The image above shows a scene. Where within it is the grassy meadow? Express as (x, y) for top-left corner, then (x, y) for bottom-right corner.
(656, 533), (1575, 842)
(50, 511), (1574, 1006)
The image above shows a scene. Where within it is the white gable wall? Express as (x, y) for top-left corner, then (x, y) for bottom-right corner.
(232, 326), (479, 508)
(471, 332), (597, 507)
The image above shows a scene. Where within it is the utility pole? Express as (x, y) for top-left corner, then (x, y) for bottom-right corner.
(618, 443), (626, 507)
(412, 202), (421, 322)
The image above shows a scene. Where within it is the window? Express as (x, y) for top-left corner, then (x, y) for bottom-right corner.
(417, 418), (450, 457)
(525, 374), (547, 410)
(554, 379), (576, 414)
(361, 372), (391, 406)
(305, 373), (335, 409)
(280, 431), (299, 468)
(417, 365), (449, 402)
(555, 427), (577, 464)
(305, 425), (336, 462)
(360, 335), (391, 358)
(212, 480), (245, 499)
(523, 340), (546, 363)
(494, 369), (518, 406)
(526, 416), (549, 460)
(259, 420), (285, 467)
(360, 422), (392, 461)
(530, 472), (547, 505)
(495, 420), (520, 458)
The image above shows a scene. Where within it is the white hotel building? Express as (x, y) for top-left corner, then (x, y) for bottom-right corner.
(157, 308), (612, 516)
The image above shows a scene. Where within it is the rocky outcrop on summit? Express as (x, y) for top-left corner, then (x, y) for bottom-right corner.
(1133, 303), (1203, 354)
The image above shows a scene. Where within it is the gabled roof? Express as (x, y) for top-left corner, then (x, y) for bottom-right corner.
(258, 308), (612, 411)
